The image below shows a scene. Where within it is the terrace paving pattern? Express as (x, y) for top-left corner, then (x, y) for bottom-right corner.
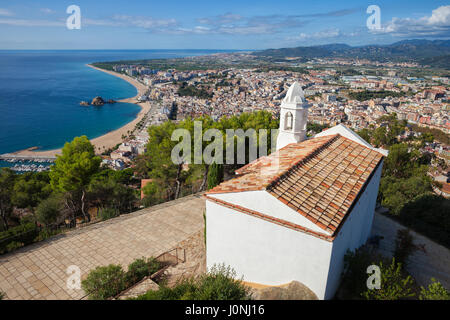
(0, 194), (205, 300)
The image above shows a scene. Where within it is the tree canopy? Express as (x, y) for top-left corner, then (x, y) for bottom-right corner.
(142, 111), (278, 205)
(12, 172), (52, 209)
(0, 168), (16, 230)
(49, 136), (102, 221)
(50, 136), (101, 193)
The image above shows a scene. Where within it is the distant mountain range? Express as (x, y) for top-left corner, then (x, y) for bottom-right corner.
(253, 40), (450, 68)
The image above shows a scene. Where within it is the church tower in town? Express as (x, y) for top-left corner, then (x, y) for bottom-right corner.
(276, 82), (310, 150)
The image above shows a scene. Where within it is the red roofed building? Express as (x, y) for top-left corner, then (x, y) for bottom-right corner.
(419, 116), (432, 125)
(205, 83), (386, 300)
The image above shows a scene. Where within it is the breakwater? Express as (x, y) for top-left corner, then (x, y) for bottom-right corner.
(0, 154), (56, 162)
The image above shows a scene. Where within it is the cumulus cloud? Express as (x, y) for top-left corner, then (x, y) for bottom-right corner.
(373, 5), (450, 37)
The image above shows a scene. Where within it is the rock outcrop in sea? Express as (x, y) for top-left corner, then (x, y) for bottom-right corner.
(80, 97), (117, 106)
(91, 96), (105, 106)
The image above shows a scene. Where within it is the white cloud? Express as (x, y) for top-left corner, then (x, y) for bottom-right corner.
(190, 13), (309, 35)
(0, 8), (13, 16)
(40, 8), (55, 15)
(82, 15), (178, 31)
(0, 18), (63, 27)
(374, 5), (450, 37)
(111, 15), (177, 29)
(0, 12), (178, 31)
(197, 13), (243, 25)
(290, 28), (342, 41)
(169, 26), (212, 34)
(426, 5), (450, 25)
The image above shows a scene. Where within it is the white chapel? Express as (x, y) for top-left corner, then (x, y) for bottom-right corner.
(205, 82), (387, 300)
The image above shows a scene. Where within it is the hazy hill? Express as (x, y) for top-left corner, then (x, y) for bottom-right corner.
(253, 40), (450, 68)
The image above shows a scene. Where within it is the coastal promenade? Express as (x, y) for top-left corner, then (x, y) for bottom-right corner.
(12, 66), (151, 157)
(0, 194), (205, 300)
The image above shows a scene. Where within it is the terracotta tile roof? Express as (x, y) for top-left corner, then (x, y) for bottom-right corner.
(267, 135), (383, 234)
(206, 134), (384, 237)
(442, 183), (450, 195)
(207, 134), (339, 194)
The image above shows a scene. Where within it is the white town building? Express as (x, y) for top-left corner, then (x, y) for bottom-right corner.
(205, 82), (386, 300)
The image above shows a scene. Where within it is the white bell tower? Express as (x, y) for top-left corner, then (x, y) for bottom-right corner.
(276, 82), (310, 151)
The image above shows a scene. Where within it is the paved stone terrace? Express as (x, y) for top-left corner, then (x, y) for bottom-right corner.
(0, 194), (205, 300)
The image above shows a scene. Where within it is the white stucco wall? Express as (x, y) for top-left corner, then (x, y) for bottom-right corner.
(210, 191), (329, 235)
(206, 200), (333, 299)
(315, 124), (373, 148)
(315, 124), (388, 156)
(324, 160), (383, 299)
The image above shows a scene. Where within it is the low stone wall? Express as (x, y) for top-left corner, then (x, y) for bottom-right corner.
(163, 230), (206, 287)
(371, 212), (450, 289)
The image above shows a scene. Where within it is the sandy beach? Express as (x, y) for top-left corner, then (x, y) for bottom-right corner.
(11, 65), (150, 157)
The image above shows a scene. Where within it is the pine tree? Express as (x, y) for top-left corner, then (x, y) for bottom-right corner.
(207, 162), (224, 190)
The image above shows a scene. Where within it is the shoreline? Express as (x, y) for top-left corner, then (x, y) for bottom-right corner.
(10, 65), (150, 157)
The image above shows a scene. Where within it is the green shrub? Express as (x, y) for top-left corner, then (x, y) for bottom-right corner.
(362, 258), (416, 300)
(142, 182), (166, 207)
(136, 279), (198, 300)
(5, 241), (23, 253)
(340, 247), (386, 299)
(0, 222), (39, 254)
(35, 195), (63, 225)
(147, 257), (160, 275)
(188, 264), (251, 300)
(81, 264), (126, 300)
(0, 291), (5, 300)
(394, 229), (419, 268)
(126, 257), (160, 285)
(81, 257), (161, 300)
(135, 264), (252, 300)
(419, 278), (450, 300)
(34, 227), (65, 242)
(99, 207), (119, 221)
(126, 258), (150, 285)
(207, 162), (223, 190)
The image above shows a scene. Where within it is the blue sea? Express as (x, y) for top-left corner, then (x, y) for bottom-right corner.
(0, 49), (229, 158)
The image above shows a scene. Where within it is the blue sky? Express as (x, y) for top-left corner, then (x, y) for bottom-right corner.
(0, 0), (449, 49)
